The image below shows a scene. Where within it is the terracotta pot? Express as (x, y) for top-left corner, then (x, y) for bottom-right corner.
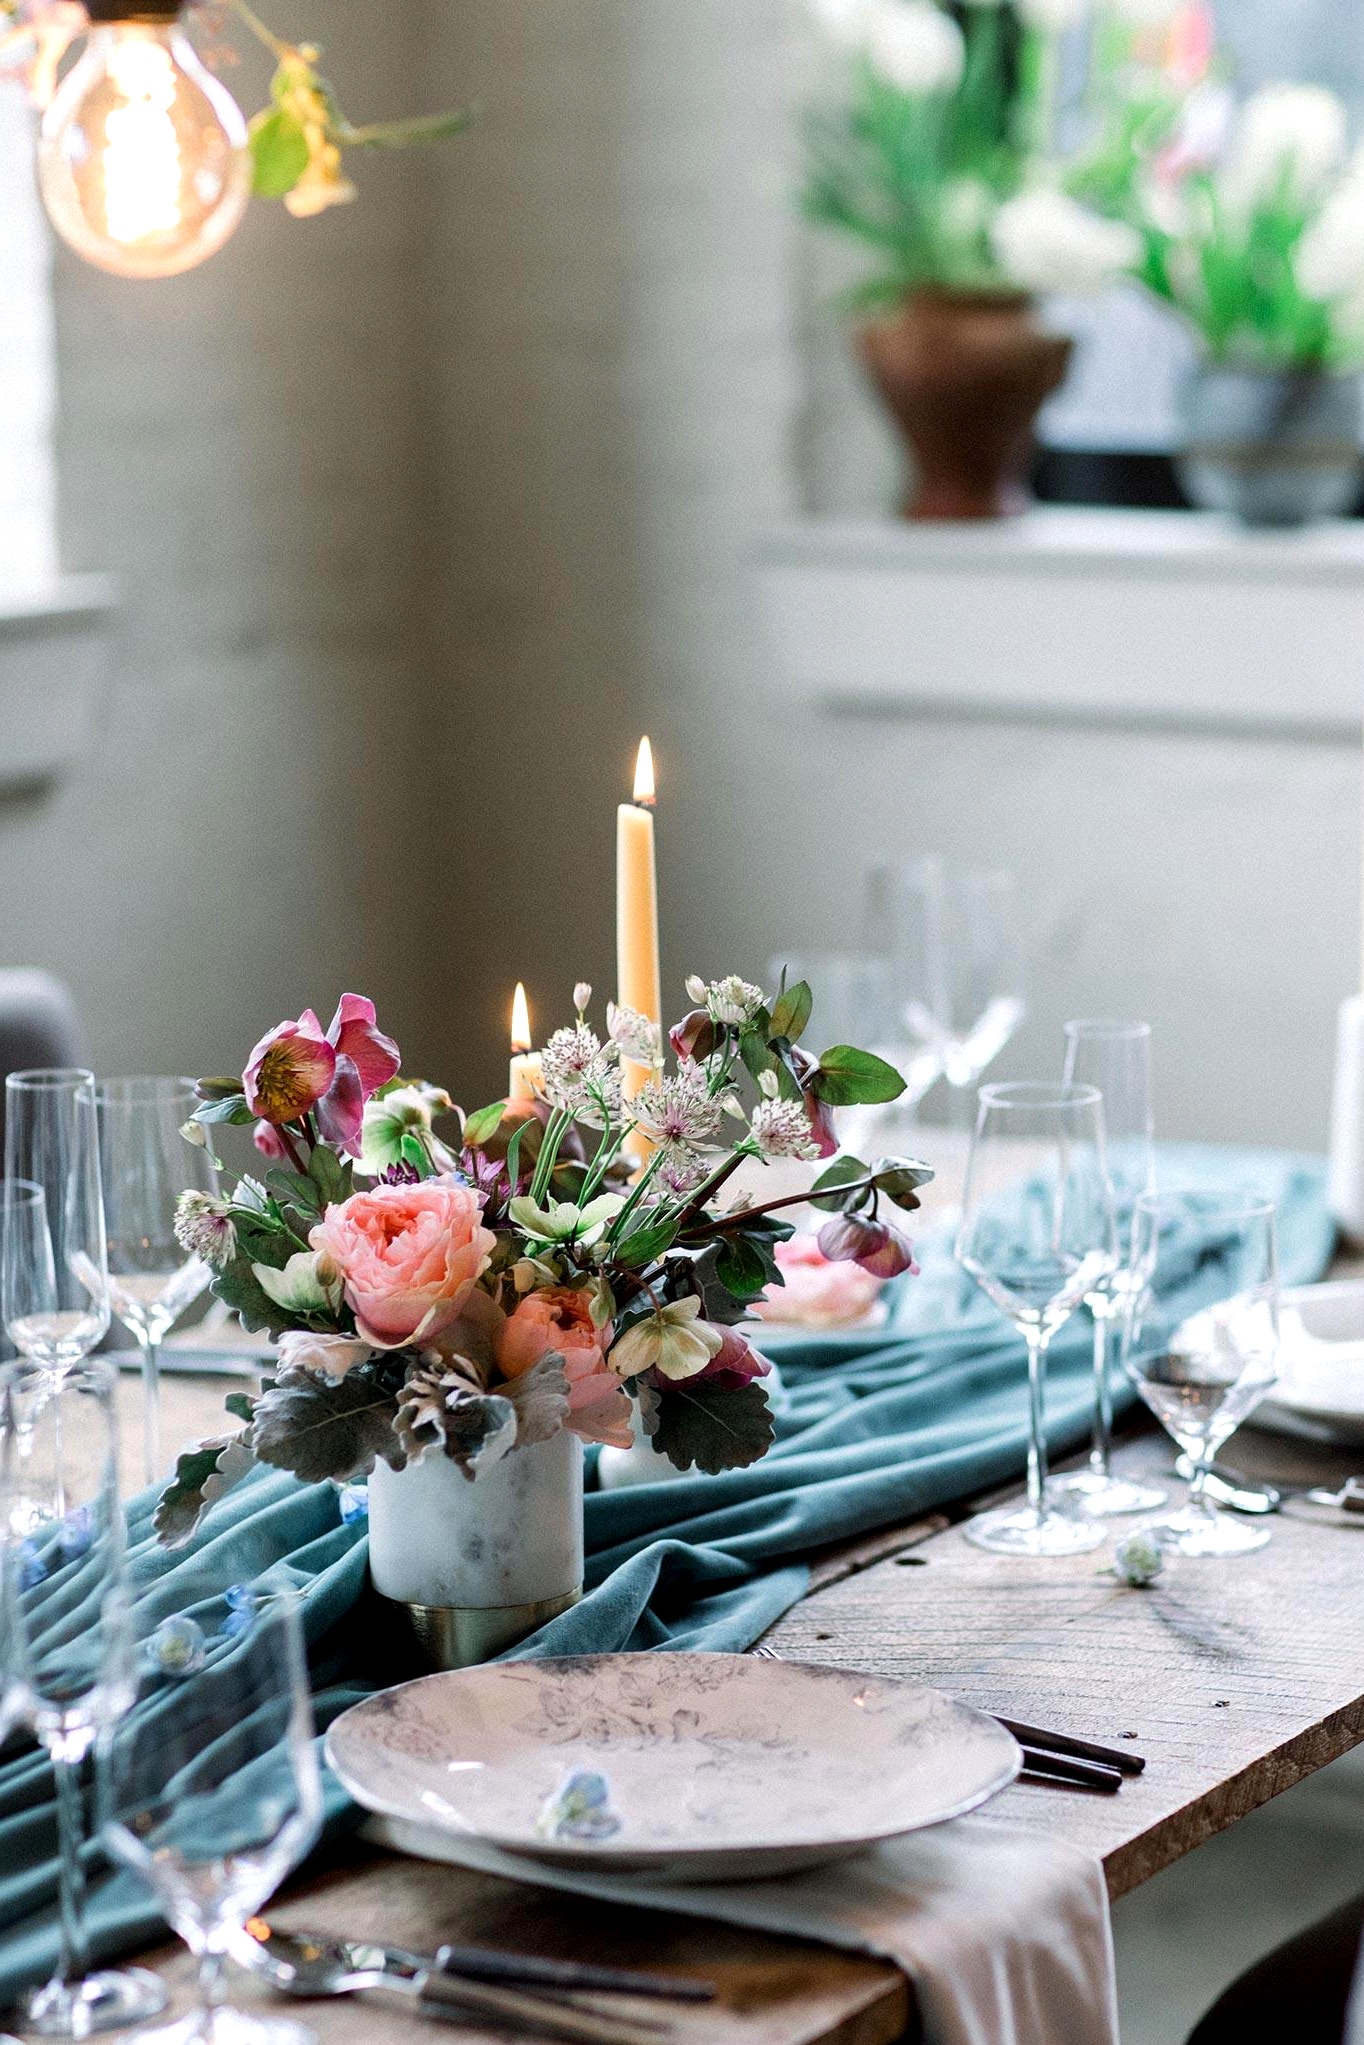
(858, 290), (1073, 521)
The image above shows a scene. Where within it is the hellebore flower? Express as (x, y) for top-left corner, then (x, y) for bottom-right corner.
(243, 993), (400, 1157)
(608, 1297), (725, 1383)
(787, 1046), (840, 1160)
(816, 1211), (918, 1279)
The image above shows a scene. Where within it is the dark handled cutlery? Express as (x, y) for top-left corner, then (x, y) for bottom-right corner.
(998, 1719), (1145, 1778)
(1015, 1745), (1124, 1794)
(435, 1940), (714, 2002)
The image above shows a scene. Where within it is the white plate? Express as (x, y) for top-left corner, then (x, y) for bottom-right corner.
(325, 1653), (1020, 1883)
(1247, 1281), (1364, 1445)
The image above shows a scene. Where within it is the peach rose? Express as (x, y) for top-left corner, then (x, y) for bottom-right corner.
(751, 1234), (884, 1330)
(497, 1288), (634, 1449)
(311, 1180), (495, 1350)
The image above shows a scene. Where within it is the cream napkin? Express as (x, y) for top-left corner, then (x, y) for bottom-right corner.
(364, 1812), (1119, 2045)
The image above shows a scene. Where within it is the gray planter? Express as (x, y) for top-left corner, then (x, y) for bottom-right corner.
(1176, 365), (1364, 527)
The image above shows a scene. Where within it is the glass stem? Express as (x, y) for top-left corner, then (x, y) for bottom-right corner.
(198, 1946), (227, 2013)
(1088, 1302), (1114, 1480)
(1188, 1439), (1218, 1523)
(1023, 1326), (1051, 1522)
(141, 1335), (162, 1486)
(50, 1745), (92, 1992)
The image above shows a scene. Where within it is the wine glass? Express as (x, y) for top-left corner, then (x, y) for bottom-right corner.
(100, 1589), (323, 2045)
(955, 1082), (1116, 1556)
(765, 950), (939, 1153)
(1050, 1021), (1167, 1519)
(3, 1070), (110, 1383)
(865, 858), (1027, 1126)
(0, 1358), (167, 2037)
(96, 1078), (218, 1485)
(1122, 1190), (1280, 1558)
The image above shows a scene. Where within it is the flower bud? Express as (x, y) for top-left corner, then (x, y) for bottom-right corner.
(816, 1212), (917, 1278)
(685, 974), (707, 1004)
(757, 1069), (780, 1100)
(574, 982), (592, 1014)
(670, 1008), (719, 1064)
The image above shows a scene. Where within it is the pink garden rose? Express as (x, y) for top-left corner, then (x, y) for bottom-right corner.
(311, 1180), (495, 1350)
(497, 1287), (634, 1449)
(751, 1234), (884, 1330)
(244, 993), (400, 1157)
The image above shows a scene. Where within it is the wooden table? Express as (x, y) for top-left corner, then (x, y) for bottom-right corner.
(104, 1370), (1364, 2045)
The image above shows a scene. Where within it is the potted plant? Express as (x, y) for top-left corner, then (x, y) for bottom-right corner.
(1081, 78), (1364, 524)
(800, 0), (1154, 519)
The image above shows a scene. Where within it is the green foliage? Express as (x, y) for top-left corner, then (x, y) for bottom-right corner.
(615, 1217), (679, 1270)
(650, 1379), (776, 1475)
(810, 1155), (872, 1212)
(251, 1372), (404, 1485)
(462, 1101), (506, 1147)
(249, 104), (311, 198)
(714, 1213), (793, 1305)
(809, 1046), (906, 1107)
(210, 1258), (295, 1339)
(768, 979), (813, 1045)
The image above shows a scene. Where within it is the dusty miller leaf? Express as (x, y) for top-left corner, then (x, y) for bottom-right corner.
(649, 1379), (774, 1475)
(153, 1434), (254, 1550)
(501, 1355), (571, 1447)
(251, 1373), (403, 1485)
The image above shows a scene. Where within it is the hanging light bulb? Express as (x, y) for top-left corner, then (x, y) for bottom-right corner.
(37, 2), (251, 279)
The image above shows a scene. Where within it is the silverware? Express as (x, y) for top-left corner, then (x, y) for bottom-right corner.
(751, 1643), (1141, 1784)
(242, 1918), (712, 2005)
(234, 1925), (670, 2045)
(1174, 1456), (1364, 1516)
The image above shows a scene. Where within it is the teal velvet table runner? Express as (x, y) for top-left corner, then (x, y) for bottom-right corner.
(0, 1145), (1335, 1996)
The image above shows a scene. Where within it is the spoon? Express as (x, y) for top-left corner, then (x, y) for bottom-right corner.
(234, 1926), (669, 2045)
(1173, 1457), (1364, 1516)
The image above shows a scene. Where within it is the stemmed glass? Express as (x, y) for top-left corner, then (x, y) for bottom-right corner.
(1050, 1021), (1167, 1519)
(100, 1590), (323, 2045)
(865, 858), (1027, 1125)
(955, 1082), (1116, 1556)
(96, 1078), (218, 1485)
(3, 1070), (110, 1383)
(766, 950), (940, 1152)
(0, 1359), (167, 2037)
(1122, 1190), (1280, 1557)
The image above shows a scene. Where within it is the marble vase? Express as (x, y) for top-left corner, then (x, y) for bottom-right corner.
(368, 1431), (584, 1669)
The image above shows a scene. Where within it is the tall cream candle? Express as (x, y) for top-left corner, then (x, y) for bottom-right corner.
(508, 981), (543, 1102)
(616, 739), (661, 1158)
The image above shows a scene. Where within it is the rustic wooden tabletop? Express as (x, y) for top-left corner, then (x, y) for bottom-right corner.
(89, 1355), (1364, 2045)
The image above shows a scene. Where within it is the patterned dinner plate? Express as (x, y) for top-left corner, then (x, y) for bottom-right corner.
(325, 1653), (1021, 1881)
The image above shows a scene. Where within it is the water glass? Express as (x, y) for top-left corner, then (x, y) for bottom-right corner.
(3, 1070), (110, 1380)
(1122, 1189), (1279, 1557)
(97, 1078), (218, 1484)
(865, 857), (1027, 1124)
(100, 1590), (322, 2045)
(1050, 1020), (1166, 1519)
(0, 1359), (166, 2037)
(955, 1082), (1115, 1556)
(765, 949), (938, 1152)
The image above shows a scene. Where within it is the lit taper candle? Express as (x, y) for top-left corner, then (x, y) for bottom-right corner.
(616, 739), (661, 1157)
(508, 982), (543, 1102)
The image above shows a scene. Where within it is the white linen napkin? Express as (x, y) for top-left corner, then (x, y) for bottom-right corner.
(364, 1811), (1119, 2045)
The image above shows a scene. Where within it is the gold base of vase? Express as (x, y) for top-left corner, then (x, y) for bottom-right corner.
(394, 1587), (583, 1670)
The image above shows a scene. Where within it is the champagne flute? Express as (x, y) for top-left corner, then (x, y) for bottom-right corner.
(1122, 1190), (1279, 1557)
(100, 1589), (322, 2045)
(96, 1078), (218, 1484)
(1050, 1020), (1167, 1518)
(955, 1081), (1115, 1556)
(0, 1359), (167, 2037)
(3, 1070), (110, 1382)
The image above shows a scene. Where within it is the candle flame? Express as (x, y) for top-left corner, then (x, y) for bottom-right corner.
(633, 736), (656, 808)
(510, 981), (532, 1054)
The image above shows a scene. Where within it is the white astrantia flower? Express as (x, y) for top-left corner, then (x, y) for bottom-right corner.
(865, 0), (964, 96)
(704, 975), (766, 1028)
(1220, 84), (1348, 217)
(750, 1097), (821, 1162)
(1296, 173), (1364, 302)
(173, 1190), (236, 1270)
(606, 1001), (662, 1068)
(631, 1065), (723, 1160)
(991, 188), (1141, 293)
(539, 1023), (622, 1121)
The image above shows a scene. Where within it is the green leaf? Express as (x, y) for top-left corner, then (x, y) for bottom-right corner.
(768, 980), (813, 1046)
(249, 105), (311, 199)
(809, 1156), (871, 1212)
(194, 1095), (255, 1128)
(462, 1101), (506, 1148)
(266, 1168), (322, 1216)
(152, 1433), (253, 1549)
(615, 1217), (679, 1270)
(809, 1046), (906, 1107)
(714, 1233), (775, 1303)
(308, 1144), (350, 1209)
(210, 1259), (295, 1339)
(251, 1372), (403, 1485)
(224, 1391), (256, 1426)
(650, 1379), (775, 1475)
(196, 1077), (243, 1102)
(871, 1155), (936, 1207)
(503, 1116), (533, 1194)
(738, 1029), (777, 1084)
(666, 1242), (750, 1327)
(341, 106), (476, 150)
(231, 1215), (295, 1270)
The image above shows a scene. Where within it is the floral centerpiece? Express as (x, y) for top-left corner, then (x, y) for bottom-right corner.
(1073, 77), (1364, 522)
(799, 0), (1164, 517)
(157, 979), (929, 1659)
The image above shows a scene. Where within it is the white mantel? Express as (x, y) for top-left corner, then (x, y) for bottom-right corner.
(754, 509), (1364, 744)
